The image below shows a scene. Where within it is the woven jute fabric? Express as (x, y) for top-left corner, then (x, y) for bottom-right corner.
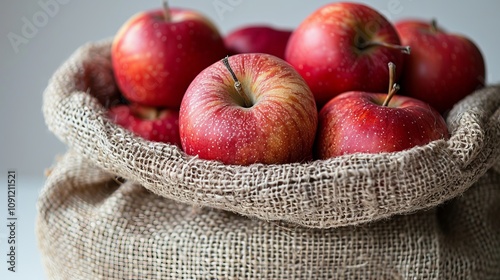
(42, 39), (500, 228)
(37, 151), (500, 279)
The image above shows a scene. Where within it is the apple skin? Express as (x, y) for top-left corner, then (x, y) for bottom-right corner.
(315, 91), (449, 159)
(179, 53), (318, 165)
(285, 2), (406, 107)
(395, 19), (486, 114)
(224, 25), (293, 59)
(108, 104), (181, 146)
(111, 8), (227, 108)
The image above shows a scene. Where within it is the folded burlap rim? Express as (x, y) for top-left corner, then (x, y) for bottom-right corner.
(42, 39), (500, 228)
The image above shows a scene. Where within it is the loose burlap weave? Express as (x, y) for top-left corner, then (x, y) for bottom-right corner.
(37, 151), (500, 279)
(42, 39), (500, 228)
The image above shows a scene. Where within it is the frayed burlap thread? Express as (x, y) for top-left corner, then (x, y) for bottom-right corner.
(42, 39), (500, 228)
(36, 151), (500, 279)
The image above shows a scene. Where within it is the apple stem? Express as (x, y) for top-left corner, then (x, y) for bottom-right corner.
(431, 19), (438, 33)
(162, 0), (171, 21)
(387, 62), (396, 96)
(383, 84), (400, 107)
(382, 62), (400, 107)
(222, 56), (252, 108)
(359, 41), (411, 55)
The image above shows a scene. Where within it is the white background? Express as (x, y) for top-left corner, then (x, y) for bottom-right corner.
(0, 0), (499, 279)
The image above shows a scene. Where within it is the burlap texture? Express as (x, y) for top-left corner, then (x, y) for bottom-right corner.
(42, 39), (500, 228)
(37, 150), (500, 279)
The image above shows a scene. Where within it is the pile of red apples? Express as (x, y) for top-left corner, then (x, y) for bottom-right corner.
(108, 1), (485, 166)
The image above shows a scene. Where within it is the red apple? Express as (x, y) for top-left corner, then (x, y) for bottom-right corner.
(179, 54), (318, 165)
(285, 2), (409, 107)
(224, 25), (292, 59)
(111, 1), (227, 108)
(108, 103), (181, 146)
(315, 63), (449, 159)
(395, 19), (486, 114)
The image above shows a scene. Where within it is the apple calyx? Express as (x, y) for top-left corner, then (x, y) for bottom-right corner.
(221, 56), (253, 108)
(358, 40), (411, 55)
(382, 62), (400, 106)
(162, 0), (171, 21)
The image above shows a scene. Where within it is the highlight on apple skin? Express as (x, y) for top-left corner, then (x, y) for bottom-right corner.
(315, 63), (449, 159)
(395, 19), (486, 114)
(179, 53), (318, 166)
(315, 91), (449, 159)
(111, 6), (227, 109)
(108, 103), (182, 146)
(285, 2), (409, 108)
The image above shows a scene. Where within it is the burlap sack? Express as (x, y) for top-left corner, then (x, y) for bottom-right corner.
(37, 150), (500, 279)
(42, 39), (500, 228)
